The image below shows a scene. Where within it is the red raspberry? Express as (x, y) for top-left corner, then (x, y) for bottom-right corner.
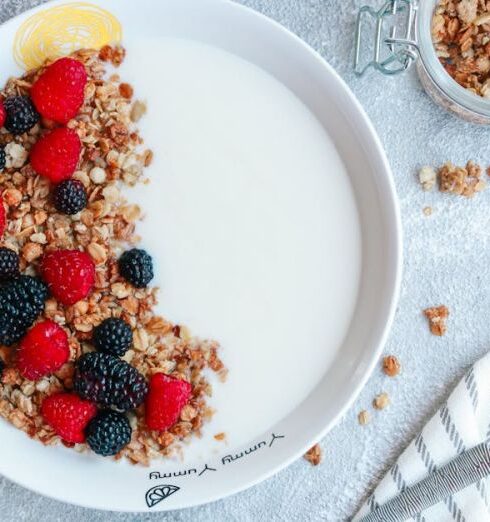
(30, 127), (81, 183)
(18, 320), (70, 380)
(31, 57), (87, 123)
(40, 249), (95, 305)
(145, 373), (192, 431)
(41, 392), (97, 443)
(0, 99), (6, 127)
(0, 195), (5, 237)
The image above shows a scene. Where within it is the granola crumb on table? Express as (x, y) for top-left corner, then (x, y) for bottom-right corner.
(439, 160), (486, 196)
(373, 392), (390, 410)
(418, 161), (486, 197)
(424, 305), (449, 336)
(358, 410), (370, 426)
(0, 47), (225, 465)
(419, 165), (437, 191)
(304, 443), (323, 466)
(382, 355), (401, 377)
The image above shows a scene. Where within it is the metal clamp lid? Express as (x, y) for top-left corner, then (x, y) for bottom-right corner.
(354, 0), (419, 76)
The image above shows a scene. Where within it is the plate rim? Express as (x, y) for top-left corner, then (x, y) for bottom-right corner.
(0, 0), (403, 512)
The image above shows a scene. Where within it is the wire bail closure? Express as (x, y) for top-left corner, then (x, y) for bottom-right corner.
(354, 0), (419, 76)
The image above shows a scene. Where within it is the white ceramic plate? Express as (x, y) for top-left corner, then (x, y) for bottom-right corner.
(0, 0), (401, 512)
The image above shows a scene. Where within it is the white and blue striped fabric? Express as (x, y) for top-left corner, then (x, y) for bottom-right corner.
(355, 353), (490, 522)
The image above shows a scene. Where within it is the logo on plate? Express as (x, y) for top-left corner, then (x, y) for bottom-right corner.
(145, 484), (180, 508)
(13, 2), (122, 70)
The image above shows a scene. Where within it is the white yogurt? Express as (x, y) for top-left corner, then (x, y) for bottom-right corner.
(120, 37), (361, 460)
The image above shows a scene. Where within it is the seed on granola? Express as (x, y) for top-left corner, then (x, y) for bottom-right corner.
(373, 392), (390, 410)
(89, 166), (106, 185)
(382, 355), (401, 377)
(304, 443), (322, 466)
(424, 305), (449, 336)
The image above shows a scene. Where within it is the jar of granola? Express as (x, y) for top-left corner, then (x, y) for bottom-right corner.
(355, 0), (490, 124)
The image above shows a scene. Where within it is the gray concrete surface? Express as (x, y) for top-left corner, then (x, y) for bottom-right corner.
(1, 0), (489, 520)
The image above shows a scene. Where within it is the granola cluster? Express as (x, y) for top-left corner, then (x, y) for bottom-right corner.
(432, 0), (490, 96)
(382, 355), (401, 377)
(0, 48), (225, 465)
(418, 161), (486, 197)
(303, 443), (322, 466)
(424, 305), (449, 336)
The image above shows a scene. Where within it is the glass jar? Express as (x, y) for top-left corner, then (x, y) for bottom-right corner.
(355, 0), (490, 124)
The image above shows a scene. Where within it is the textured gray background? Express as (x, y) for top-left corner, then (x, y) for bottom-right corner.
(1, 0), (489, 520)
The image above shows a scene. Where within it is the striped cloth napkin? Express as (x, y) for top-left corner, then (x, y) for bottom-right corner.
(354, 352), (490, 522)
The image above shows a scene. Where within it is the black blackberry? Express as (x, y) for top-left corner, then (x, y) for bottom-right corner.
(0, 248), (19, 281)
(74, 352), (148, 412)
(6, 275), (49, 310)
(4, 96), (40, 135)
(0, 276), (48, 345)
(118, 249), (154, 288)
(85, 410), (132, 456)
(0, 146), (5, 171)
(93, 317), (133, 357)
(0, 302), (25, 346)
(53, 179), (87, 215)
